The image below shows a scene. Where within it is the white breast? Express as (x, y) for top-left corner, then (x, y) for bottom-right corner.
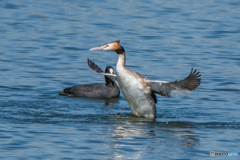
(116, 66), (156, 119)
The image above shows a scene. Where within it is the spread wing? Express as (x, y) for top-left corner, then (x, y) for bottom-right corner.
(87, 58), (117, 81)
(146, 68), (201, 97)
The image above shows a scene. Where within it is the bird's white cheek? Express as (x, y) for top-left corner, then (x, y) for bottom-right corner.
(110, 68), (114, 74)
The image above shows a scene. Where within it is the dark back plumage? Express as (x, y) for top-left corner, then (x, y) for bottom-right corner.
(59, 60), (120, 98)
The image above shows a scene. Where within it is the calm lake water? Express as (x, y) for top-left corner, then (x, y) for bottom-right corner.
(0, 0), (240, 159)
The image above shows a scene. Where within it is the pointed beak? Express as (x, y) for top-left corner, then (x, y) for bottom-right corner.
(89, 46), (105, 51)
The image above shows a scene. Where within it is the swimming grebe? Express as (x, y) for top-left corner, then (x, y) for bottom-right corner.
(89, 40), (201, 119)
(59, 60), (120, 98)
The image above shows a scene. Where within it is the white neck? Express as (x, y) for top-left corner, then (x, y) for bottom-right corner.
(116, 53), (126, 69)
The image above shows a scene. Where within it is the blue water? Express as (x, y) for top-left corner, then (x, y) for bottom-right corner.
(0, 0), (240, 159)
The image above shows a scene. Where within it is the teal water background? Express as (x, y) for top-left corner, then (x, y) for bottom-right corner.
(0, 0), (240, 159)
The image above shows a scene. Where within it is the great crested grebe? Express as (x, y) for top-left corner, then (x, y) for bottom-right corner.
(59, 61), (120, 98)
(89, 40), (201, 119)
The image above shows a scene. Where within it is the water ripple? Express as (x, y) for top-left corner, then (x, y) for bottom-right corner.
(0, 0), (240, 159)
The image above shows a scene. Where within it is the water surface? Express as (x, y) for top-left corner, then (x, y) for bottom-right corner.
(0, 0), (240, 159)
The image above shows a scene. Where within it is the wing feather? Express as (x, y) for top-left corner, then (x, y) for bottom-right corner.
(87, 58), (117, 81)
(146, 68), (201, 97)
(87, 58), (104, 73)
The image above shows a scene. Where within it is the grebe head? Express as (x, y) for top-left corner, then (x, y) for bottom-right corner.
(105, 66), (114, 74)
(90, 40), (124, 54)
